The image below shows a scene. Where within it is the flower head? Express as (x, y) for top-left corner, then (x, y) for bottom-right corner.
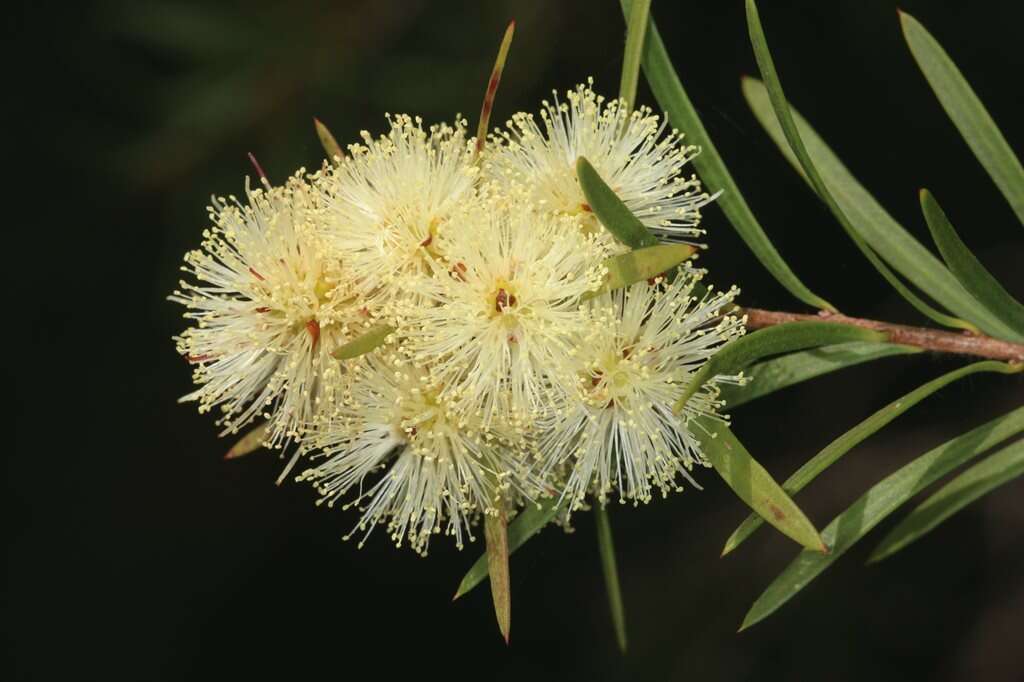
(537, 273), (745, 511)
(488, 80), (713, 247)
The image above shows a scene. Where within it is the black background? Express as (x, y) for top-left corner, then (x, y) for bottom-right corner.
(7, 1), (1024, 680)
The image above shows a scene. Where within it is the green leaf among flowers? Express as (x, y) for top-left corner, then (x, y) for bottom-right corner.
(484, 512), (511, 643)
(585, 243), (697, 300)
(331, 324), (395, 360)
(576, 156), (658, 249)
(594, 505), (628, 653)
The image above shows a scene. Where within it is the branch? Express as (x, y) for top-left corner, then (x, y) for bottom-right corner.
(742, 308), (1024, 363)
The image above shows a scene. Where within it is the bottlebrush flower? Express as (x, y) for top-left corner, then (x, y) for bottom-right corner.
(170, 173), (368, 468)
(536, 273), (746, 511)
(297, 355), (536, 555)
(399, 200), (608, 428)
(487, 80), (714, 247)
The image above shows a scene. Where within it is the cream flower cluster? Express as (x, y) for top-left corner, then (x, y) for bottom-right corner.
(172, 84), (745, 555)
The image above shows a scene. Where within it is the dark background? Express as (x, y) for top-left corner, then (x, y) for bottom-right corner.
(7, 1), (1024, 680)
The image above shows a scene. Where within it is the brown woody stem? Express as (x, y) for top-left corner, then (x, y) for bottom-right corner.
(741, 308), (1024, 363)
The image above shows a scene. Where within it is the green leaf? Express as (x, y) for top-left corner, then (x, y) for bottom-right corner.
(577, 156), (658, 248)
(740, 405), (1024, 630)
(584, 243), (697, 301)
(484, 512), (511, 643)
(697, 418), (826, 553)
(474, 20), (516, 157)
(920, 189), (1024, 340)
(618, 0), (651, 114)
(594, 505), (628, 653)
(673, 321), (886, 414)
(719, 342), (921, 410)
(740, 74), (1018, 339)
(223, 422), (268, 460)
(619, 0), (836, 312)
(454, 497), (560, 599)
(723, 360), (1021, 555)
(868, 438), (1024, 563)
(901, 11), (1024, 226)
(313, 117), (343, 164)
(330, 325), (395, 360)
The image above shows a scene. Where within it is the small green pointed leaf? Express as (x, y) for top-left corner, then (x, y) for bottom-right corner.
(920, 189), (1024, 340)
(719, 342), (921, 410)
(585, 243), (697, 301)
(619, 0), (836, 312)
(723, 360), (1021, 555)
(484, 512), (511, 643)
(740, 74), (1014, 339)
(740, 405), (1024, 630)
(474, 20), (516, 157)
(577, 156), (658, 248)
(869, 439), (1024, 563)
(454, 497), (560, 599)
(697, 418), (826, 553)
(331, 325), (395, 360)
(314, 118), (343, 164)
(901, 11), (1024, 226)
(594, 505), (628, 653)
(674, 321), (886, 414)
(224, 422), (268, 460)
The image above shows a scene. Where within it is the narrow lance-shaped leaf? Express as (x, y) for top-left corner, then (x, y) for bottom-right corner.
(484, 512), (511, 644)
(723, 360), (1022, 555)
(740, 74), (1018, 339)
(901, 11), (1024, 226)
(920, 189), (1024, 338)
(673, 321), (886, 414)
(224, 422), (268, 460)
(584, 243), (696, 301)
(577, 156), (658, 248)
(868, 439), (1024, 563)
(618, 0), (651, 113)
(696, 417), (826, 553)
(454, 497), (560, 599)
(474, 20), (515, 157)
(718, 342), (921, 410)
(331, 324), (395, 360)
(594, 505), (628, 653)
(740, 405), (1024, 630)
(313, 117), (343, 164)
(618, 0), (836, 312)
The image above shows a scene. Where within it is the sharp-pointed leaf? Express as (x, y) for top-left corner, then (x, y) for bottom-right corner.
(454, 497), (560, 599)
(619, 0), (835, 312)
(724, 360), (1021, 555)
(314, 117), (343, 164)
(585, 243), (697, 301)
(674, 321), (886, 414)
(697, 418), (826, 553)
(331, 325), (395, 360)
(224, 422), (268, 460)
(869, 439), (1024, 563)
(740, 74), (1015, 339)
(740, 405), (1024, 630)
(474, 20), (515, 156)
(484, 512), (511, 643)
(577, 156), (658, 248)
(594, 506), (628, 653)
(719, 342), (921, 410)
(901, 11), (1024, 226)
(920, 189), (1024, 339)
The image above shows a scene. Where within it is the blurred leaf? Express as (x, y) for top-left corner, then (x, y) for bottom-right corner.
(719, 342), (921, 409)
(454, 497), (560, 599)
(586, 243), (697, 300)
(869, 438), (1024, 563)
(224, 422), (268, 460)
(314, 118), (343, 164)
(618, 0), (652, 113)
(696, 418), (826, 553)
(901, 11), (1024, 226)
(723, 360), (1021, 555)
(740, 74), (1017, 338)
(619, 0), (836, 312)
(594, 506), (628, 653)
(740, 405), (1024, 630)
(920, 189), (1024, 340)
(484, 512), (511, 643)
(577, 156), (658, 248)
(475, 20), (516, 156)
(673, 321), (886, 414)
(331, 325), (394, 360)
